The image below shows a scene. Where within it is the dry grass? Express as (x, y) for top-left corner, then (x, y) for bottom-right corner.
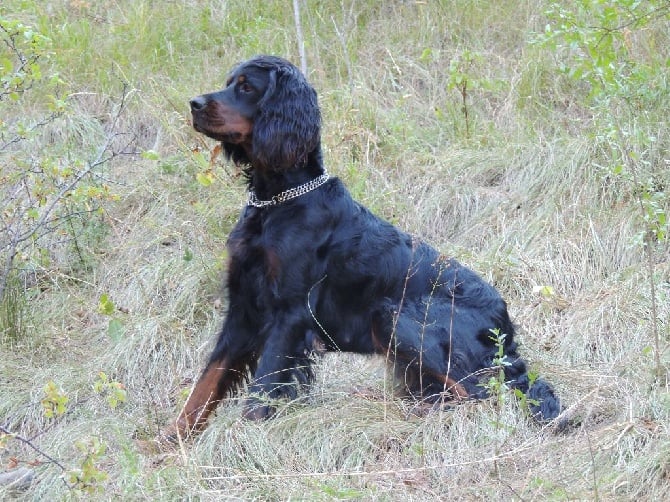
(1, 0), (669, 500)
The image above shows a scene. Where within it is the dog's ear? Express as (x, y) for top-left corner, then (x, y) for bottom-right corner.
(252, 65), (321, 171)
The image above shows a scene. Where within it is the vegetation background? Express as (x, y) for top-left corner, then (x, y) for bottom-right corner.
(1, 0), (669, 499)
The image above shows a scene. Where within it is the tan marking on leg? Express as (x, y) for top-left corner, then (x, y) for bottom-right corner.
(444, 376), (468, 400)
(164, 360), (228, 442)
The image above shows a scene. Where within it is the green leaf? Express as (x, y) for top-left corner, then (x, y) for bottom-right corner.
(419, 47), (433, 63)
(0, 57), (13, 73)
(533, 285), (555, 298)
(141, 149), (160, 160)
(107, 318), (125, 342)
(98, 294), (115, 315)
(196, 171), (214, 187)
(41, 380), (69, 418)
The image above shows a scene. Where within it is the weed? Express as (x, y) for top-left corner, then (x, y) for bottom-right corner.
(93, 372), (127, 410)
(40, 380), (68, 419)
(444, 50), (506, 140)
(480, 328), (511, 478)
(66, 437), (108, 495)
(483, 328), (512, 406)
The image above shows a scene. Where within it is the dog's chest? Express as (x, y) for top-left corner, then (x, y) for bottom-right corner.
(225, 209), (290, 289)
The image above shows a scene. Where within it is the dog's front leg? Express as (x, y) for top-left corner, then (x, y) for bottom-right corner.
(160, 311), (260, 441)
(242, 317), (308, 420)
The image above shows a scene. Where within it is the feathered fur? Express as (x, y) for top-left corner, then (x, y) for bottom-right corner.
(165, 55), (563, 440)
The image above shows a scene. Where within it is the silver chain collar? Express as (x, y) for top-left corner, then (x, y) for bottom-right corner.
(247, 170), (330, 208)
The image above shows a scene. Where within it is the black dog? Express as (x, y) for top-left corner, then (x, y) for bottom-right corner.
(166, 55), (561, 438)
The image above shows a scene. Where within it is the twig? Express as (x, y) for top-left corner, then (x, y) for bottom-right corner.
(586, 431), (600, 502)
(331, 14), (353, 90)
(0, 425), (67, 472)
(292, 0), (307, 75)
(610, 118), (662, 381)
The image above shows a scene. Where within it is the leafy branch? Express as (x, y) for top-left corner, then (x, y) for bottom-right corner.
(0, 17), (141, 309)
(535, 0), (669, 381)
(0, 85), (135, 302)
(0, 17), (51, 101)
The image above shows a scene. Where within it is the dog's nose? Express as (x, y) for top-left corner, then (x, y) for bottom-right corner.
(190, 96), (207, 111)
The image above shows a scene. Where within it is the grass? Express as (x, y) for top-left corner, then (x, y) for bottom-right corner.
(1, 0), (669, 499)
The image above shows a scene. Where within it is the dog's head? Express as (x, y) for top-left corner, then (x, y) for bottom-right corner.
(190, 55), (321, 171)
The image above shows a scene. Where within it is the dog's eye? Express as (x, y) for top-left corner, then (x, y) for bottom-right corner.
(239, 82), (253, 94)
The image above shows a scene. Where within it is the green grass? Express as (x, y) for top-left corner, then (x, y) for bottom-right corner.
(1, 0), (669, 499)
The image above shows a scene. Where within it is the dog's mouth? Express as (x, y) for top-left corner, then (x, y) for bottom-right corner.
(191, 116), (205, 133)
(192, 115), (249, 143)
(191, 116), (212, 136)
(191, 108), (252, 144)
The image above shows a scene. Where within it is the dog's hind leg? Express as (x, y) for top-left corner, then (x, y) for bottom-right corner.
(371, 305), (470, 403)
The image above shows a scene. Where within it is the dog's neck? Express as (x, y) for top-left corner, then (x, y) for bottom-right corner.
(245, 148), (327, 206)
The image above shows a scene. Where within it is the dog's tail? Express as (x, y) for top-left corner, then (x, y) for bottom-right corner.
(509, 370), (567, 430)
(514, 373), (560, 418)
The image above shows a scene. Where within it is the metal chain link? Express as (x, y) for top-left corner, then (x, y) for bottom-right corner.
(247, 170), (330, 207)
